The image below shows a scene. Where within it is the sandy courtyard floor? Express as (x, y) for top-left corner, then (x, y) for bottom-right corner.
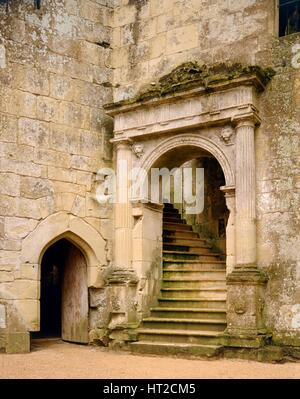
(0, 339), (299, 379)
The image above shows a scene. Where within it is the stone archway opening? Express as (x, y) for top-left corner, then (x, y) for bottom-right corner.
(32, 238), (89, 344)
(148, 145), (228, 259)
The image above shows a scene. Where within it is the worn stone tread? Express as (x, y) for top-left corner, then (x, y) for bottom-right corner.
(137, 328), (224, 337)
(150, 307), (226, 313)
(143, 317), (227, 324)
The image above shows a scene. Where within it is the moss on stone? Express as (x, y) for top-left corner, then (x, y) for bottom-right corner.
(105, 62), (275, 110)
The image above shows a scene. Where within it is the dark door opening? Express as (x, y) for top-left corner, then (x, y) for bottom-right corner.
(32, 239), (89, 343)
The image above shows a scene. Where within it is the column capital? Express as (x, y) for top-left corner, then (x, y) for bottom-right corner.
(231, 111), (261, 129)
(220, 185), (235, 198)
(110, 138), (133, 150)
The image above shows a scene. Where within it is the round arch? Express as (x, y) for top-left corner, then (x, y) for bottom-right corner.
(140, 133), (235, 187)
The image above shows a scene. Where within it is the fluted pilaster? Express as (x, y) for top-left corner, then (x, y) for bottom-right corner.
(233, 113), (260, 268)
(114, 141), (133, 269)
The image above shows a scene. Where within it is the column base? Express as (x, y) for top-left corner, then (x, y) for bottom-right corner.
(222, 331), (269, 349)
(107, 268), (139, 332)
(226, 266), (268, 343)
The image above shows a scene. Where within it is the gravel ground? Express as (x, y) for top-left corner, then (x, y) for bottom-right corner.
(0, 339), (299, 379)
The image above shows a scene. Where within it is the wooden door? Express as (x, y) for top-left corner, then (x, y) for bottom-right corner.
(62, 244), (89, 343)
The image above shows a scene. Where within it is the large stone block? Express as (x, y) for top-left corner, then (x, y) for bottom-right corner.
(0, 113), (18, 143)
(15, 264), (39, 281)
(0, 173), (20, 197)
(0, 304), (6, 328)
(74, 79), (112, 108)
(49, 74), (75, 101)
(76, 171), (93, 190)
(13, 300), (39, 331)
(0, 195), (18, 216)
(60, 102), (90, 130)
(18, 118), (49, 148)
(80, 0), (104, 23)
(6, 331), (30, 354)
(149, 33), (166, 59)
(20, 177), (54, 199)
(5, 217), (38, 240)
(0, 143), (34, 163)
(0, 159), (42, 178)
(34, 148), (71, 168)
(18, 198), (42, 220)
(13, 64), (49, 96)
(166, 24), (199, 54)
(36, 96), (61, 123)
(113, 5), (136, 27)
(16, 91), (37, 119)
(52, 181), (86, 196)
(78, 41), (108, 67)
(71, 154), (98, 172)
(79, 130), (102, 157)
(48, 166), (77, 183)
(71, 195), (86, 217)
(50, 123), (80, 154)
(0, 239), (21, 251)
(0, 280), (39, 300)
(0, 270), (14, 282)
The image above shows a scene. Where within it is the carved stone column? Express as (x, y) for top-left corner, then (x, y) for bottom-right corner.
(225, 112), (268, 347)
(108, 140), (139, 337)
(234, 114), (258, 268)
(114, 141), (133, 270)
(220, 186), (235, 275)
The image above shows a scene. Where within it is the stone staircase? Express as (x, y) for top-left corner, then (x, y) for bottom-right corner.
(130, 203), (227, 358)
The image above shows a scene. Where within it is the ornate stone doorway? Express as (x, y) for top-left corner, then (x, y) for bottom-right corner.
(105, 63), (272, 349)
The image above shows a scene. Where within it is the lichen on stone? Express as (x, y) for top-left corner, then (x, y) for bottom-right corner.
(105, 62), (275, 109)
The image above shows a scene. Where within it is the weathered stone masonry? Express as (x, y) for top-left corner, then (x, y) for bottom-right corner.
(0, 0), (299, 361)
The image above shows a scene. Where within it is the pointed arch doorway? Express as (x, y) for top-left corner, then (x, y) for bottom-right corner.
(33, 239), (89, 344)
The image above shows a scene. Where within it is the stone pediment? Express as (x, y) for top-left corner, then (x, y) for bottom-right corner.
(104, 63), (274, 140)
(105, 62), (275, 112)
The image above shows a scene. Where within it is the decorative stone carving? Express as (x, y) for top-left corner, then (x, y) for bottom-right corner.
(220, 126), (234, 145)
(234, 300), (247, 315)
(132, 143), (144, 158)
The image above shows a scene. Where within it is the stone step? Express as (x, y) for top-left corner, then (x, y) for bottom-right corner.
(157, 298), (227, 309)
(163, 235), (208, 244)
(163, 260), (226, 269)
(163, 253), (220, 262)
(163, 215), (184, 222)
(163, 209), (179, 216)
(163, 269), (226, 279)
(163, 230), (199, 238)
(163, 238), (211, 249)
(142, 317), (226, 331)
(163, 243), (212, 254)
(163, 251), (200, 260)
(162, 279), (226, 289)
(129, 341), (222, 358)
(137, 328), (224, 345)
(160, 288), (227, 299)
(150, 307), (226, 320)
(163, 218), (184, 226)
(163, 222), (193, 231)
(164, 203), (175, 208)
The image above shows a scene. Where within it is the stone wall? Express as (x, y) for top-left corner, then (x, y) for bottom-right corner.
(111, 0), (300, 344)
(0, 0), (114, 352)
